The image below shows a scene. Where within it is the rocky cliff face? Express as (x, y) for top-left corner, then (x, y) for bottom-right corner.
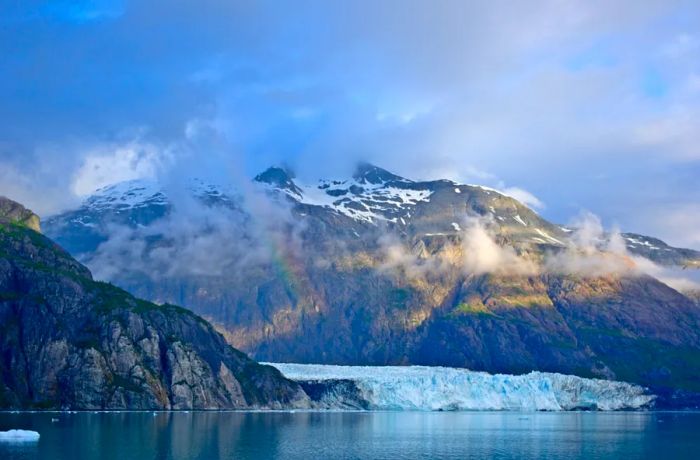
(0, 197), (41, 232)
(42, 165), (700, 406)
(0, 197), (309, 410)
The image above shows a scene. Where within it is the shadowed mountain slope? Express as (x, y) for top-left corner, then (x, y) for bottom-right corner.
(0, 196), (309, 410)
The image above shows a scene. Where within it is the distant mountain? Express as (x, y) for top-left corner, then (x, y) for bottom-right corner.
(621, 233), (700, 268)
(0, 197), (309, 410)
(43, 164), (700, 407)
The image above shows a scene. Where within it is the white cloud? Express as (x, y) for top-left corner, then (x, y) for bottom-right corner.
(632, 109), (700, 160)
(544, 212), (635, 276)
(542, 211), (700, 291)
(377, 215), (538, 277)
(643, 204), (700, 249)
(461, 216), (538, 275)
(661, 33), (700, 59)
(71, 141), (173, 196)
(0, 161), (74, 216)
(3, 0), (700, 249)
(499, 186), (544, 209)
(377, 233), (446, 278)
(88, 183), (304, 281)
(631, 256), (700, 293)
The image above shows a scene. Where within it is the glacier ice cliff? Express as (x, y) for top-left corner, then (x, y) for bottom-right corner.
(267, 364), (655, 411)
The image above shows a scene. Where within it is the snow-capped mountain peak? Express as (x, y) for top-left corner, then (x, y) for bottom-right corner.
(46, 163), (700, 270)
(254, 163), (433, 224)
(85, 179), (166, 211)
(351, 162), (411, 185)
(82, 177), (236, 212)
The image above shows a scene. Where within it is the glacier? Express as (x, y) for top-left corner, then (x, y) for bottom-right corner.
(266, 363), (655, 411)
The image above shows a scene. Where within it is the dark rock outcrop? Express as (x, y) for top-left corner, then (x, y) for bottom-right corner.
(0, 197), (309, 410)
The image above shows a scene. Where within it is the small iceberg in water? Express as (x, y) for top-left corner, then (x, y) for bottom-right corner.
(0, 430), (40, 442)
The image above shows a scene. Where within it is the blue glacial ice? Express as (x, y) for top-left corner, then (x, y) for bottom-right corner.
(0, 430), (40, 442)
(266, 363), (655, 411)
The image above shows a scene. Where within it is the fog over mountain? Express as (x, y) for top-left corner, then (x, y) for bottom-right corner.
(45, 163), (700, 288)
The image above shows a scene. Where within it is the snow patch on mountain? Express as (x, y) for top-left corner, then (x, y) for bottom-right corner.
(267, 363), (655, 411)
(265, 175), (433, 224)
(86, 179), (166, 210)
(513, 214), (527, 226)
(79, 178), (237, 213)
(625, 235), (662, 250)
(535, 228), (565, 246)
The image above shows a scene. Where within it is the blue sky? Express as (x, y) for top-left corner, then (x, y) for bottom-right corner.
(1, 0), (699, 248)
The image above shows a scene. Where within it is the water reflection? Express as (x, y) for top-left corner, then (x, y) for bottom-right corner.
(1, 411), (697, 460)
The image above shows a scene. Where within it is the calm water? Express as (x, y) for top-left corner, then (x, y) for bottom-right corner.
(1, 411), (699, 459)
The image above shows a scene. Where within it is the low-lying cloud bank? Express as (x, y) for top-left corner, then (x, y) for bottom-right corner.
(82, 181), (698, 296)
(87, 182), (305, 282)
(543, 212), (634, 276)
(377, 212), (699, 293)
(461, 216), (538, 275)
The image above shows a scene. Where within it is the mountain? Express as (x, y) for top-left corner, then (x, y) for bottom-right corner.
(621, 232), (700, 268)
(43, 164), (700, 406)
(0, 197), (309, 410)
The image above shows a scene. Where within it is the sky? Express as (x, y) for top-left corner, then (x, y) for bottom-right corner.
(1, 0), (699, 248)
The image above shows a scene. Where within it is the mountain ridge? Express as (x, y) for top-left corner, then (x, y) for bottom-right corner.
(46, 164), (700, 265)
(41, 164), (700, 407)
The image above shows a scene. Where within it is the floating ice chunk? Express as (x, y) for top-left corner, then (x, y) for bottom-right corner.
(454, 188), (461, 194)
(0, 430), (40, 442)
(266, 363), (655, 411)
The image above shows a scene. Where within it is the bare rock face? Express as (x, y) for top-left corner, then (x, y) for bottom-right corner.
(0, 198), (309, 410)
(0, 196), (41, 232)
